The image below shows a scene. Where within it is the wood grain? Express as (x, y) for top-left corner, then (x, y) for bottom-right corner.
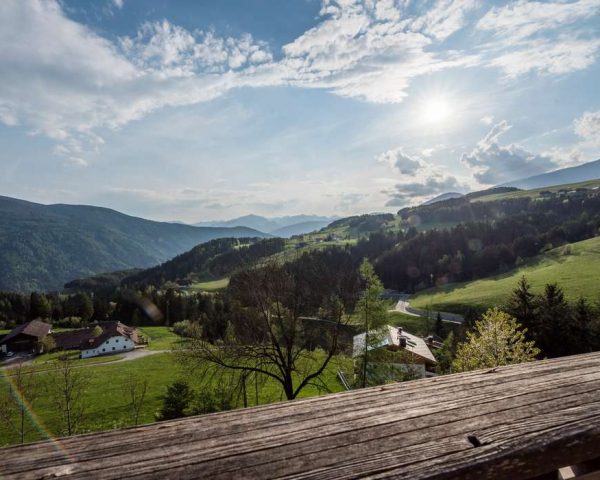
(2, 353), (600, 479)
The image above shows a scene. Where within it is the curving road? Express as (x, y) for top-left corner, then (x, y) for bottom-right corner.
(387, 292), (464, 324)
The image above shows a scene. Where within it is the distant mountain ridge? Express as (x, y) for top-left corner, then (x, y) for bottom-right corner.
(0, 196), (269, 292)
(502, 158), (600, 190)
(422, 192), (464, 205)
(195, 214), (337, 237)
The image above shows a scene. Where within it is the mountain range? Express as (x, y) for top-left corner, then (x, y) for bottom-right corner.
(0, 196), (268, 292)
(502, 159), (600, 190)
(195, 214), (337, 237)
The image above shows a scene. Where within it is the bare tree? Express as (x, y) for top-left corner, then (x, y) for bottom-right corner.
(0, 362), (39, 444)
(126, 374), (148, 426)
(181, 252), (358, 401)
(47, 356), (89, 436)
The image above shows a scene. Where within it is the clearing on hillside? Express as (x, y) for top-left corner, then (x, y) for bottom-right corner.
(410, 236), (600, 314)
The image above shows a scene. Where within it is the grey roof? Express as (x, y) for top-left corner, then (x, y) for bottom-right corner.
(352, 325), (437, 364)
(0, 320), (51, 345)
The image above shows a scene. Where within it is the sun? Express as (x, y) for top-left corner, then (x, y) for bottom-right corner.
(420, 95), (452, 125)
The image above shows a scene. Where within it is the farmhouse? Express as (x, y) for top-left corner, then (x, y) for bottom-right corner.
(0, 319), (52, 354)
(80, 322), (140, 358)
(51, 321), (141, 359)
(353, 325), (437, 380)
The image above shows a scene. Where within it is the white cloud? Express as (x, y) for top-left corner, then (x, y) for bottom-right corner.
(480, 115), (494, 125)
(378, 148), (467, 206)
(574, 110), (600, 145)
(119, 21), (272, 76)
(0, 1), (272, 162)
(489, 37), (600, 77)
(477, 0), (600, 77)
(279, 0), (480, 103)
(477, 0), (599, 41)
(461, 120), (558, 184)
(1, 0), (600, 169)
(113, 0), (124, 9)
(377, 148), (425, 174)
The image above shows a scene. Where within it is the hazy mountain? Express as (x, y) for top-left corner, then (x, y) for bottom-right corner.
(0, 196), (269, 292)
(195, 214), (337, 236)
(502, 158), (600, 190)
(270, 220), (332, 238)
(422, 192), (464, 205)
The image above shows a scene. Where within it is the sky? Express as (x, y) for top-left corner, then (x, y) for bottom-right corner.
(0, 0), (599, 223)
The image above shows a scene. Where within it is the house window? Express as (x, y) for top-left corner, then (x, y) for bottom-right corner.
(112, 347), (115, 351)
(123, 345), (126, 349)
(102, 348), (105, 352)
(115, 339), (119, 343)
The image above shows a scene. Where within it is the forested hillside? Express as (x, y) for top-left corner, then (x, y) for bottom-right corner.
(374, 189), (600, 292)
(121, 237), (286, 288)
(410, 236), (600, 314)
(0, 196), (269, 292)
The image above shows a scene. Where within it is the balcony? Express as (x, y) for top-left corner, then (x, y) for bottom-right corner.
(2, 352), (600, 479)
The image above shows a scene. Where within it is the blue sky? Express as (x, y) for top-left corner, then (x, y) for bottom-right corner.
(0, 0), (599, 222)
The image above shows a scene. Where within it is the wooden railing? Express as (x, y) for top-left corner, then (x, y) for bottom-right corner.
(3, 352), (600, 479)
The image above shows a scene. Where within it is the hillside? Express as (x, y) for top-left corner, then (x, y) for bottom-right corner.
(0, 196), (269, 292)
(502, 158), (600, 190)
(121, 237), (286, 288)
(410, 236), (600, 314)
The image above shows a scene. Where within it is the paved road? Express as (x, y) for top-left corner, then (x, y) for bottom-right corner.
(387, 292), (464, 324)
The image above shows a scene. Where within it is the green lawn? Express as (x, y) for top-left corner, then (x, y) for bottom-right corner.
(411, 237), (600, 314)
(139, 326), (186, 350)
(187, 278), (230, 292)
(32, 350), (125, 366)
(0, 346), (351, 447)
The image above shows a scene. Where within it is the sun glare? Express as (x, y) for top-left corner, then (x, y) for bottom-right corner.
(420, 96), (452, 125)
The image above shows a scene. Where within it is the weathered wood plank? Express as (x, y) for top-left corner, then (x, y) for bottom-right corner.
(5, 358), (597, 475)
(2, 353), (600, 479)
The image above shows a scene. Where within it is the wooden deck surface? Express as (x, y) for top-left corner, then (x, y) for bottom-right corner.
(3, 352), (600, 479)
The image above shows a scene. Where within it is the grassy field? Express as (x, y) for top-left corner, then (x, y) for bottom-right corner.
(411, 237), (600, 314)
(0, 327), (352, 447)
(473, 179), (600, 203)
(187, 278), (230, 292)
(32, 350), (125, 366)
(139, 326), (187, 350)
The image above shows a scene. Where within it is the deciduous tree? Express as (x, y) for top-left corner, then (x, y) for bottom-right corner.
(0, 362), (39, 444)
(355, 259), (388, 388)
(453, 308), (539, 372)
(47, 357), (89, 436)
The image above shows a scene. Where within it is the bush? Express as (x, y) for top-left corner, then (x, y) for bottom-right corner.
(191, 388), (235, 415)
(55, 316), (82, 328)
(172, 320), (201, 338)
(155, 381), (193, 421)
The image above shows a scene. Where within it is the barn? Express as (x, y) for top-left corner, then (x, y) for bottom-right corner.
(0, 320), (52, 354)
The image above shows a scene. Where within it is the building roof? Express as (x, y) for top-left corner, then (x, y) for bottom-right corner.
(0, 320), (52, 345)
(51, 321), (140, 351)
(80, 322), (140, 350)
(51, 327), (97, 350)
(352, 325), (437, 364)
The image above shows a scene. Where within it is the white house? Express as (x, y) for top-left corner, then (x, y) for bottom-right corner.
(353, 325), (437, 379)
(79, 322), (141, 359)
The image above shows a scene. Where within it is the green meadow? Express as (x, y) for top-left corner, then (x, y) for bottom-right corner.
(411, 237), (600, 314)
(0, 327), (351, 447)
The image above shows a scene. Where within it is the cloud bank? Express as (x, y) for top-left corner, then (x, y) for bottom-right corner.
(2, 0), (599, 165)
